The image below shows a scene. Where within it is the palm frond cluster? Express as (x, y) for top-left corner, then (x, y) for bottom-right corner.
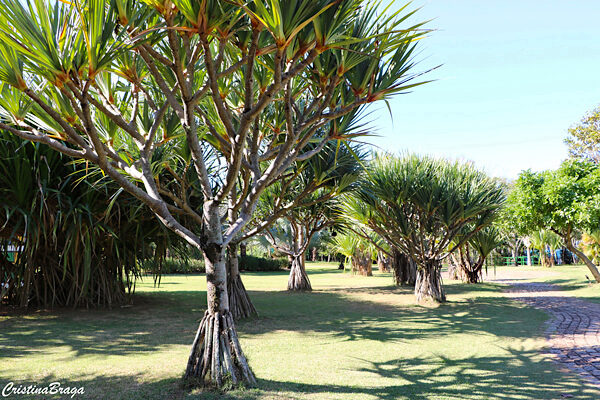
(0, 134), (184, 307)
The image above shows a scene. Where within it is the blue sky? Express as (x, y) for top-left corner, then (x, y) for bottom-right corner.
(367, 0), (600, 179)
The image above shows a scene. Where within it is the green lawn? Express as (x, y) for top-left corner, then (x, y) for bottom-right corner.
(1, 263), (599, 399)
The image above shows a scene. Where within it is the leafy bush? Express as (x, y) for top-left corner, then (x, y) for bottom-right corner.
(240, 256), (288, 272)
(144, 255), (287, 274)
(144, 258), (205, 274)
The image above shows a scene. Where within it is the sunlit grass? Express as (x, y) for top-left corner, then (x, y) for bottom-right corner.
(1, 262), (599, 399)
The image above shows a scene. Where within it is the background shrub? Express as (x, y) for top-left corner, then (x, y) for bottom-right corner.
(240, 255), (288, 272)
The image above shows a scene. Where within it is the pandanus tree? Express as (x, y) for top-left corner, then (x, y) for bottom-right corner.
(259, 142), (364, 290)
(343, 154), (505, 302)
(0, 0), (431, 387)
(451, 226), (502, 283)
(336, 209), (417, 285)
(529, 229), (562, 267)
(0, 133), (185, 307)
(329, 231), (377, 276)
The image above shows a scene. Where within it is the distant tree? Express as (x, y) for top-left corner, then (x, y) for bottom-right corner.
(452, 226), (503, 283)
(258, 142), (364, 291)
(510, 160), (600, 281)
(342, 154), (505, 302)
(565, 106), (600, 163)
(497, 183), (525, 266)
(329, 231), (376, 276)
(529, 230), (562, 267)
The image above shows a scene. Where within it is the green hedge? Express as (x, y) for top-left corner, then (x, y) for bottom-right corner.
(240, 255), (288, 272)
(144, 255), (287, 274)
(144, 258), (205, 274)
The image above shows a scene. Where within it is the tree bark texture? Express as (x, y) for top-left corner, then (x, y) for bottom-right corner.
(287, 253), (312, 291)
(351, 249), (372, 276)
(391, 250), (416, 286)
(185, 309), (256, 387)
(447, 253), (463, 281)
(377, 251), (391, 272)
(414, 260), (446, 303)
(227, 244), (257, 320)
(185, 205), (255, 386)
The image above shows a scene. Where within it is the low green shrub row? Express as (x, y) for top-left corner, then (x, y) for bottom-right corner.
(240, 255), (288, 271)
(143, 255), (288, 274)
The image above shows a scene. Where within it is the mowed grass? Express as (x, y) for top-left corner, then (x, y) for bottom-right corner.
(1, 262), (599, 399)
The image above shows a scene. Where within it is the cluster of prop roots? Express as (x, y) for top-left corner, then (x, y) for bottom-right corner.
(185, 310), (256, 387)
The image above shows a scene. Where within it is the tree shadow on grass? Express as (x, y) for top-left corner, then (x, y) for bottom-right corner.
(0, 290), (209, 359)
(1, 277), (596, 399)
(1, 284), (544, 359)
(3, 348), (596, 400)
(225, 348), (598, 400)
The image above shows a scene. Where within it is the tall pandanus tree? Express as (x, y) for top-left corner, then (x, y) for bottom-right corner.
(452, 226), (503, 283)
(343, 154), (505, 302)
(259, 141), (365, 290)
(0, 0), (432, 387)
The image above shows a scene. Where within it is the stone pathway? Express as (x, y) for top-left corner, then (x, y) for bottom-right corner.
(502, 281), (600, 387)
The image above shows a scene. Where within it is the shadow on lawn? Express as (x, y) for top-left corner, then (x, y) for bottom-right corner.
(3, 347), (595, 400)
(1, 271), (597, 399)
(230, 348), (596, 400)
(1, 282), (540, 359)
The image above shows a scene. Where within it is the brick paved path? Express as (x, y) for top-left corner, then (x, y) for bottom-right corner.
(503, 281), (600, 387)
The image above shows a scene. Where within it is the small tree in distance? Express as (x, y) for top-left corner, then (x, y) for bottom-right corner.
(565, 106), (600, 163)
(343, 154), (505, 302)
(510, 160), (600, 282)
(0, 0), (432, 388)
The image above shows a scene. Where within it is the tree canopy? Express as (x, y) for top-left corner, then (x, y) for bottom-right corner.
(565, 106), (600, 163)
(342, 154), (505, 302)
(509, 159), (600, 281)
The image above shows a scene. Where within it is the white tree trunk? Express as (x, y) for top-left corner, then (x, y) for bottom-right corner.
(185, 203), (256, 386)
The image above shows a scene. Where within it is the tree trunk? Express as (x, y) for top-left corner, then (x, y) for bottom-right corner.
(448, 252), (463, 280)
(457, 245), (483, 283)
(526, 246), (531, 266)
(414, 260), (445, 303)
(462, 259), (484, 283)
(311, 247), (317, 262)
(510, 238), (520, 266)
(287, 253), (312, 291)
(566, 241), (600, 283)
(185, 205), (256, 387)
(377, 251), (390, 272)
(391, 250), (416, 286)
(227, 244), (257, 320)
(351, 250), (372, 276)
